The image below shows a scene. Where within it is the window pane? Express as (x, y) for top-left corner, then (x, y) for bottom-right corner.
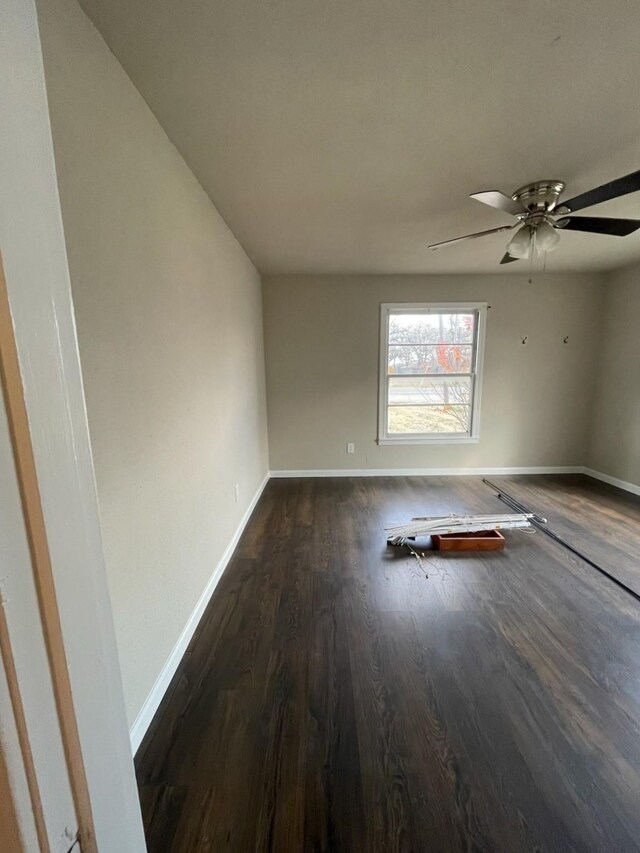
(388, 344), (472, 375)
(388, 376), (471, 406)
(388, 405), (470, 434)
(388, 312), (475, 345)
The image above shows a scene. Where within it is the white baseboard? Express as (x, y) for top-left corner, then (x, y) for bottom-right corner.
(270, 466), (640, 498)
(583, 467), (640, 497)
(129, 472), (270, 754)
(270, 466), (584, 478)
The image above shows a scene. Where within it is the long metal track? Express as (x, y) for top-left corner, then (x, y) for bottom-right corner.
(482, 478), (640, 605)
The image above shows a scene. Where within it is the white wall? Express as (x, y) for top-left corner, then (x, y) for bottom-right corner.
(263, 273), (604, 472)
(38, 0), (269, 728)
(587, 262), (640, 488)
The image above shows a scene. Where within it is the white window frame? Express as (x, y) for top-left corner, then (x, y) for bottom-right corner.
(378, 302), (487, 445)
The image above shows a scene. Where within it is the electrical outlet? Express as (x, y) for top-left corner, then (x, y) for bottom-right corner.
(234, 484), (240, 503)
(347, 442), (355, 454)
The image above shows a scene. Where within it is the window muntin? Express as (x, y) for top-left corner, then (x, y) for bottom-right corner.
(379, 304), (486, 443)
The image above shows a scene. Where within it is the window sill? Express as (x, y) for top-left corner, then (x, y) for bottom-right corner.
(378, 436), (480, 446)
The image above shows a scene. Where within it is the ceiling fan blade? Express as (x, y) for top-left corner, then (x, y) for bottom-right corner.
(558, 169), (640, 214)
(429, 224), (517, 250)
(555, 216), (640, 236)
(470, 191), (527, 218)
(499, 252), (519, 264)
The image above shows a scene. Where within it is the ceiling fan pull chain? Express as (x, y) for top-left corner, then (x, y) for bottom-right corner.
(528, 233), (535, 284)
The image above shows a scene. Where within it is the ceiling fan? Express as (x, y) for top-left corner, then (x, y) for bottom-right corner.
(429, 169), (640, 264)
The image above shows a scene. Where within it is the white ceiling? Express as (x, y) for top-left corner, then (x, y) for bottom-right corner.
(79, 0), (640, 275)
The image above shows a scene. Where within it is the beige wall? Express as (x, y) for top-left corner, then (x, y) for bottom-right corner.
(587, 263), (640, 487)
(263, 274), (604, 472)
(38, 0), (269, 727)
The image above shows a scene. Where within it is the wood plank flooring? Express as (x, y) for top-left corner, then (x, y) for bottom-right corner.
(135, 475), (640, 852)
(489, 473), (640, 595)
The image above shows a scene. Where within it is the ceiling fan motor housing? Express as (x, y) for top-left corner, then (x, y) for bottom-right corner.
(511, 180), (566, 213)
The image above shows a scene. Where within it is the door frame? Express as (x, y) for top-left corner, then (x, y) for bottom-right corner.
(1, 254), (93, 851)
(1, 0), (146, 848)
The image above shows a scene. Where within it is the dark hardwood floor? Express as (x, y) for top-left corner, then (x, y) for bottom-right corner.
(135, 475), (640, 852)
(489, 473), (640, 595)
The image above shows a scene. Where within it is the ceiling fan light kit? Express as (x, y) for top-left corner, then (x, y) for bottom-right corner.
(533, 220), (561, 252)
(430, 169), (640, 264)
(505, 225), (533, 260)
(506, 219), (562, 260)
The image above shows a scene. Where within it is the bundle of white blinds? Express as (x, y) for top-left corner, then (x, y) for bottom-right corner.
(385, 513), (533, 545)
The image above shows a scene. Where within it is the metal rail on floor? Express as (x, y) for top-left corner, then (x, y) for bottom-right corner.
(482, 478), (640, 605)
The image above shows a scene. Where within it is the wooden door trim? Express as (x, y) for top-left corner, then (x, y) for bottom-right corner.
(0, 571), (49, 851)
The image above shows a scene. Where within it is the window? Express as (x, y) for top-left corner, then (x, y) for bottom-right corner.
(378, 303), (486, 444)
